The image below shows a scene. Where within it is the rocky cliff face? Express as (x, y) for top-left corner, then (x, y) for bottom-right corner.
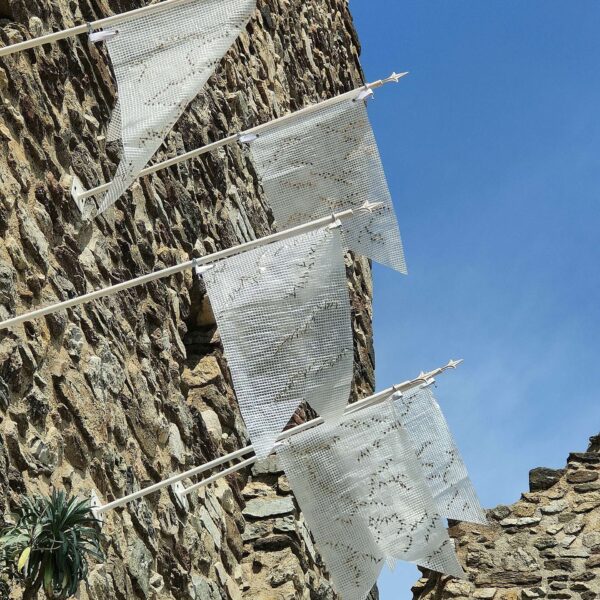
(412, 434), (600, 600)
(0, 1), (375, 598)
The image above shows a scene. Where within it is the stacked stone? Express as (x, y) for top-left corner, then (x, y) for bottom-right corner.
(240, 455), (380, 600)
(412, 433), (600, 600)
(0, 0), (375, 598)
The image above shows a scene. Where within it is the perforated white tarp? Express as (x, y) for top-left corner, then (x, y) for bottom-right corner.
(95, 0), (255, 214)
(393, 386), (488, 524)
(247, 98), (407, 273)
(203, 226), (353, 458)
(278, 400), (464, 600)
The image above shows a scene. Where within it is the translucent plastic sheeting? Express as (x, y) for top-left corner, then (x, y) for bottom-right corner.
(278, 400), (464, 600)
(247, 98), (407, 273)
(95, 0), (255, 214)
(392, 386), (488, 525)
(203, 226), (353, 458)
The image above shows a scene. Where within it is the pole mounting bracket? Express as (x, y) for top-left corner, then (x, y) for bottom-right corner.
(90, 491), (104, 527)
(172, 481), (189, 512)
(71, 176), (87, 214)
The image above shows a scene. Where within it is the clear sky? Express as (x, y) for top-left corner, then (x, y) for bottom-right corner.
(349, 1), (600, 597)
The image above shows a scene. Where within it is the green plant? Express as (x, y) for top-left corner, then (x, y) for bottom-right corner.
(0, 491), (103, 599)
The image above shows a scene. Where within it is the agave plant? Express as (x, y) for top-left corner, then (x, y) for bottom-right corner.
(0, 491), (103, 599)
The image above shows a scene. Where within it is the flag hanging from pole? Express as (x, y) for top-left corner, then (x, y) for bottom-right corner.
(278, 400), (464, 600)
(246, 98), (407, 273)
(393, 386), (488, 525)
(202, 226), (353, 458)
(94, 0), (256, 214)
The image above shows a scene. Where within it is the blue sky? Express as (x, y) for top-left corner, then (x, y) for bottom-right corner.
(349, 1), (600, 597)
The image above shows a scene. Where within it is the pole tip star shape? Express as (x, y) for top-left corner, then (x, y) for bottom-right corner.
(384, 71), (410, 84)
(357, 200), (385, 215)
(447, 358), (464, 369)
(417, 359), (464, 383)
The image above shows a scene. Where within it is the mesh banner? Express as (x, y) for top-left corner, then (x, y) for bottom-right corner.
(393, 386), (488, 524)
(278, 400), (464, 600)
(247, 99), (407, 273)
(106, 102), (122, 143)
(203, 227), (353, 458)
(95, 0), (255, 214)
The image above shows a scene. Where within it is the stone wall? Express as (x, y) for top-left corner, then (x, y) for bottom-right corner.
(0, 1), (376, 598)
(412, 433), (600, 600)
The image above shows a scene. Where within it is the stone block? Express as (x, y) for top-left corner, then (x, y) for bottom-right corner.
(478, 572), (543, 588)
(541, 500), (568, 515)
(500, 517), (542, 527)
(529, 468), (565, 492)
(567, 470), (599, 484)
(182, 355), (222, 389)
(188, 574), (220, 600)
(243, 496), (295, 519)
(252, 454), (283, 476)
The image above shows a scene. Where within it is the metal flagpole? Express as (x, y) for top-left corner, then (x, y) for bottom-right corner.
(71, 72), (408, 205)
(91, 359), (463, 517)
(73, 133), (240, 203)
(0, 0), (222, 59)
(0, 202), (382, 331)
(177, 360), (463, 499)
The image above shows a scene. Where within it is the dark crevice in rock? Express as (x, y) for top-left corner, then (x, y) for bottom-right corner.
(0, 0), (13, 22)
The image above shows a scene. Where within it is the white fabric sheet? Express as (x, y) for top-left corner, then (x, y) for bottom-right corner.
(278, 400), (464, 600)
(392, 386), (488, 525)
(203, 227), (353, 458)
(95, 0), (255, 213)
(248, 98), (407, 273)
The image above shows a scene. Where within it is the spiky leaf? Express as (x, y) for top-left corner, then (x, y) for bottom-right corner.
(17, 547), (30, 572)
(0, 491), (104, 599)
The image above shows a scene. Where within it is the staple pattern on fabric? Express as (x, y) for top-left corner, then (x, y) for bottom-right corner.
(96, 0), (255, 213)
(248, 98), (407, 273)
(278, 400), (464, 600)
(392, 387), (488, 525)
(203, 227), (353, 458)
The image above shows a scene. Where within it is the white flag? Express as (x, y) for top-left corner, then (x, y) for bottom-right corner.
(393, 386), (488, 525)
(247, 99), (407, 273)
(278, 400), (464, 600)
(94, 0), (255, 214)
(202, 227), (353, 458)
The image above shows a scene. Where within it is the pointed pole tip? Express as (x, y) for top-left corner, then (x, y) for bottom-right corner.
(380, 71), (410, 86)
(390, 71), (410, 82)
(448, 359), (464, 369)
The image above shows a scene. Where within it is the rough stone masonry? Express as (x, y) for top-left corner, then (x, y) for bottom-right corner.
(0, 0), (379, 598)
(413, 433), (600, 600)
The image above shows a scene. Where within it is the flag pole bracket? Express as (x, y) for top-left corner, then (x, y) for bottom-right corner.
(172, 481), (190, 512)
(238, 132), (259, 144)
(71, 176), (87, 214)
(90, 490), (105, 527)
(355, 88), (375, 103)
